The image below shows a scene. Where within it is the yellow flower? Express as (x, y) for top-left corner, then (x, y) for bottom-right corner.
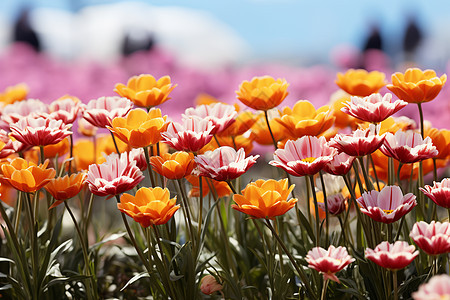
(1, 158), (56, 193)
(118, 187), (179, 227)
(387, 68), (447, 103)
(336, 69), (386, 97)
(108, 108), (168, 148)
(236, 76), (289, 111)
(0, 83), (28, 107)
(114, 74), (176, 108)
(232, 179), (297, 219)
(275, 100), (335, 139)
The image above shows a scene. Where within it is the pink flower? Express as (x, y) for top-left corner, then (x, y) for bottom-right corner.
(82, 96), (133, 128)
(380, 130), (438, 164)
(46, 95), (84, 124)
(0, 129), (30, 158)
(269, 136), (336, 177)
(329, 124), (385, 157)
(342, 93), (408, 123)
(10, 116), (72, 147)
(183, 103), (237, 135)
(86, 152), (144, 197)
(409, 221), (450, 255)
(420, 178), (450, 209)
(412, 274), (450, 300)
(306, 245), (355, 283)
(161, 117), (215, 152)
(1, 99), (48, 124)
(200, 275), (223, 295)
(128, 148), (147, 171)
(318, 194), (347, 215)
(323, 152), (355, 176)
(194, 146), (259, 181)
(356, 185), (416, 224)
(365, 241), (418, 270)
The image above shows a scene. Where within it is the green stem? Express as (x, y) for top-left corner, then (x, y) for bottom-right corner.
(143, 146), (156, 188)
(14, 191), (23, 234)
(68, 133), (74, 174)
(320, 279), (329, 300)
(417, 103), (424, 138)
(213, 135), (221, 147)
(264, 110), (278, 150)
(197, 176), (203, 240)
(358, 157), (374, 191)
(176, 179), (195, 247)
(265, 219), (315, 299)
(369, 154), (381, 191)
(396, 163), (403, 186)
(319, 171), (329, 247)
(309, 175), (321, 247)
(393, 270), (398, 300)
(109, 131), (121, 154)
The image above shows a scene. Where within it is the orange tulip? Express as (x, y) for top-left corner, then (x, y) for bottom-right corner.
(108, 108), (168, 148)
(200, 134), (254, 155)
(387, 68), (447, 103)
(250, 112), (287, 146)
(186, 175), (232, 198)
(232, 179), (297, 219)
(425, 128), (450, 160)
(236, 76), (289, 111)
(42, 138), (70, 158)
(218, 110), (257, 137)
(195, 93), (240, 112)
(118, 187), (179, 227)
(150, 151), (195, 180)
(275, 100), (335, 139)
(1, 157), (56, 193)
(336, 69), (386, 97)
(0, 83), (28, 107)
(46, 172), (87, 209)
(329, 91), (361, 130)
(114, 74), (176, 108)
(0, 178), (18, 206)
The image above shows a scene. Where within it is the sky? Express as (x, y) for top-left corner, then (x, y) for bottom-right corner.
(1, 0), (450, 65)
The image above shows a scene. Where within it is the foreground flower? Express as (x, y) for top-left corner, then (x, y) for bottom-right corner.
(150, 151), (195, 180)
(0, 129), (30, 158)
(118, 187), (179, 227)
(183, 103), (237, 135)
(317, 194), (347, 215)
(342, 93), (408, 123)
(10, 116), (72, 147)
(161, 117), (215, 152)
(42, 138), (70, 158)
(387, 68), (447, 103)
(46, 95), (84, 124)
(356, 185), (416, 224)
(306, 245), (355, 283)
(114, 74), (176, 108)
(365, 241), (418, 270)
(232, 179), (297, 219)
(250, 111), (287, 145)
(200, 275), (223, 295)
(236, 76), (289, 111)
(86, 152), (144, 197)
(46, 172), (87, 209)
(335, 69), (386, 97)
(195, 146), (259, 181)
(83, 96), (133, 128)
(270, 136), (336, 176)
(1, 98), (48, 124)
(425, 127), (450, 160)
(328, 124), (385, 157)
(412, 274), (450, 300)
(409, 221), (450, 255)
(1, 158), (56, 193)
(275, 100), (335, 139)
(323, 152), (355, 176)
(420, 178), (450, 209)
(380, 130), (438, 164)
(108, 108), (168, 148)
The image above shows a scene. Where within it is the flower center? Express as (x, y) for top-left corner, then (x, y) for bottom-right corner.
(302, 157), (316, 163)
(383, 209), (394, 214)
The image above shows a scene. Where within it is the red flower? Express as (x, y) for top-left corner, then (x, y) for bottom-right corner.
(269, 136), (336, 177)
(183, 103), (237, 135)
(161, 117), (215, 152)
(86, 152), (144, 197)
(195, 146), (259, 181)
(323, 152), (355, 176)
(317, 194), (347, 215)
(356, 185), (416, 224)
(306, 245), (354, 283)
(420, 178), (450, 209)
(380, 130), (438, 164)
(46, 95), (84, 124)
(329, 124), (385, 157)
(412, 274), (450, 300)
(1, 99), (48, 125)
(10, 116), (72, 147)
(82, 96), (133, 128)
(365, 241), (418, 270)
(341, 93), (407, 123)
(410, 221), (450, 255)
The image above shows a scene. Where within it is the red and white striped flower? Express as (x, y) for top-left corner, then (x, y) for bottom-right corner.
(1, 99), (48, 125)
(420, 178), (450, 209)
(183, 103), (237, 135)
(162, 117), (215, 152)
(329, 124), (385, 157)
(365, 241), (418, 270)
(83, 96), (133, 128)
(306, 245), (354, 283)
(410, 221), (450, 255)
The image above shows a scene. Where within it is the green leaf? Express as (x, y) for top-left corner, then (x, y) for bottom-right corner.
(0, 257), (15, 264)
(120, 272), (150, 291)
(296, 208), (316, 244)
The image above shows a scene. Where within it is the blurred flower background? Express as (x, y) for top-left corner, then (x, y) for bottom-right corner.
(0, 0), (449, 132)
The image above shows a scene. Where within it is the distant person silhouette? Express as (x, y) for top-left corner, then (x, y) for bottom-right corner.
(122, 29), (155, 56)
(363, 25), (383, 52)
(403, 17), (423, 62)
(13, 9), (41, 52)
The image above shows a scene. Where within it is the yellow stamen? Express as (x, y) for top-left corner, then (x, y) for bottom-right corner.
(302, 157), (316, 163)
(383, 209), (394, 214)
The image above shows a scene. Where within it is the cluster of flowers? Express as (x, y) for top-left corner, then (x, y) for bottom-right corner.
(0, 67), (449, 299)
